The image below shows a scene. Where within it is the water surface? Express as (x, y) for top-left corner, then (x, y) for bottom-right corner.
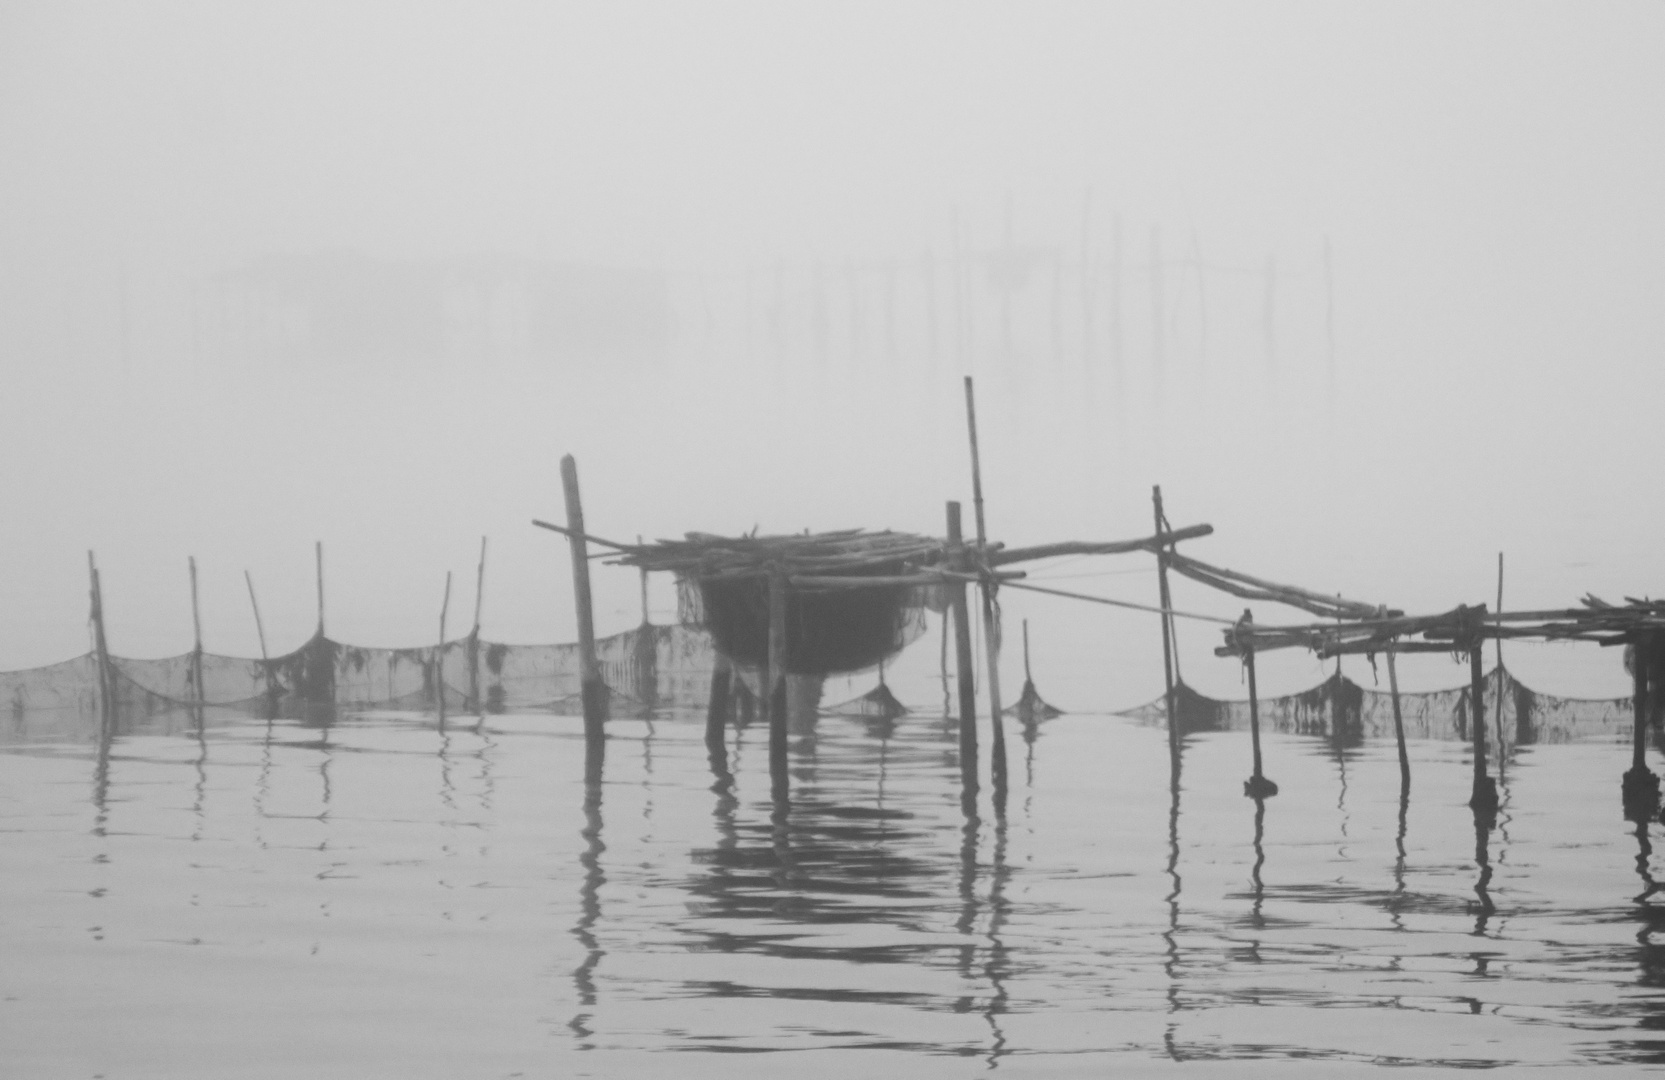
(4, 704), (1664, 1077)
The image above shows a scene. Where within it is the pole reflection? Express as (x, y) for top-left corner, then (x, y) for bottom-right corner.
(569, 773), (605, 1050)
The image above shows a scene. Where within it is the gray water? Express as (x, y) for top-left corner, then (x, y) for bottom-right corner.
(5, 704), (1664, 1077)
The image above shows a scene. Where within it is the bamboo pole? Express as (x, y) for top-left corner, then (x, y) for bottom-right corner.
(88, 552), (113, 725)
(1468, 614), (1498, 819)
(964, 376), (1007, 802)
(1242, 609), (1277, 799)
(560, 455), (607, 779)
(767, 565), (789, 800)
(1387, 641), (1409, 792)
(436, 570), (452, 717)
(188, 556), (204, 714)
(314, 541), (325, 638)
(1153, 487), (1179, 762)
(1494, 552), (1506, 768)
(948, 502), (978, 796)
(470, 537), (486, 713)
(245, 570), (274, 710)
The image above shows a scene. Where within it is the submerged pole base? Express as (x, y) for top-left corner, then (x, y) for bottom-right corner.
(1243, 775), (1279, 799)
(1469, 775), (1500, 821)
(1623, 766), (1660, 822)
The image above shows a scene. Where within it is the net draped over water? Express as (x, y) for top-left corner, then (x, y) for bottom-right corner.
(1, 624), (717, 725)
(1118, 665), (1637, 747)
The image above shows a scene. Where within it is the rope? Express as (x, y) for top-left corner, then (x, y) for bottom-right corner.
(945, 572), (1235, 625)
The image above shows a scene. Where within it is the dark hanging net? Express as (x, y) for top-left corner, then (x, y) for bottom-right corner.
(1118, 665), (1634, 748)
(676, 569), (936, 678)
(0, 623), (717, 738)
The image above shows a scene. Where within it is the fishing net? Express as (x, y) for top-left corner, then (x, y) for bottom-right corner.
(0, 623), (717, 736)
(1119, 665), (1635, 748)
(676, 570), (936, 677)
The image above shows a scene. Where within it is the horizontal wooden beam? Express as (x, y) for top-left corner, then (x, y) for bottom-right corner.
(989, 523), (1212, 566)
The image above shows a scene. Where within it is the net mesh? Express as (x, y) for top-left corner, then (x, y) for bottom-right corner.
(1118, 665), (1634, 747)
(2, 624), (716, 730)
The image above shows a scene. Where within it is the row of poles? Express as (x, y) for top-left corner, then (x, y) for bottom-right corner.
(82, 538), (497, 723)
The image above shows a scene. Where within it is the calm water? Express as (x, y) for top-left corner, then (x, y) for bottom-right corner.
(5, 703), (1665, 1077)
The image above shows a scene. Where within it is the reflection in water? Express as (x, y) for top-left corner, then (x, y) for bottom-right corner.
(23, 700), (1665, 1070)
(570, 776), (605, 1048)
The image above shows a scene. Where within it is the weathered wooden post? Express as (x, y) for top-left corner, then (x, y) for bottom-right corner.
(188, 556), (205, 716)
(1467, 606), (1498, 820)
(767, 564), (790, 801)
(560, 455), (607, 782)
(1240, 609), (1278, 799)
(1152, 486), (1180, 762)
(963, 377), (1008, 801)
(1623, 630), (1660, 820)
(631, 535), (658, 710)
(947, 501), (979, 796)
(1386, 638), (1410, 792)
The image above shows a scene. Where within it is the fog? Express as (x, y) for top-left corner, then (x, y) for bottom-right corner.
(3, 1), (1663, 708)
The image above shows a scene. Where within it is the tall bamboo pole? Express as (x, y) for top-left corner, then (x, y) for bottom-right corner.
(1242, 609), (1277, 799)
(470, 537), (486, 713)
(188, 556), (204, 714)
(1494, 552), (1506, 768)
(88, 552), (114, 725)
(767, 565), (789, 801)
(560, 455), (606, 780)
(1387, 641), (1409, 792)
(948, 502), (978, 796)
(1468, 610), (1498, 819)
(436, 570), (452, 717)
(314, 541), (325, 638)
(963, 377), (1007, 801)
(1152, 487), (1179, 762)
(245, 570), (273, 708)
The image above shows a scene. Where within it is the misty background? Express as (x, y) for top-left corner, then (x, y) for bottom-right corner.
(2, 1), (1662, 710)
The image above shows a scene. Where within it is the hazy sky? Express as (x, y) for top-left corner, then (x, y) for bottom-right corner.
(3, 2), (1663, 707)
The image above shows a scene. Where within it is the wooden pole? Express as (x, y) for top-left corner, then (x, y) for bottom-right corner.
(188, 556), (204, 713)
(470, 537), (486, 713)
(1153, 486), (1179, 761)
(560, 455), (607, 779)
(1494, 552), (1506, 766)
(706, 652), (732, 753)
(314, 540), (325, 638)
(1387, 641), (1409, 792)
(436, 570), (452, 716)
(964, 376), (1008, 800)
(767, 565), (789, 800)
(1624, 631), (1660, 819)
(1242, 609), (1277, 799)
(1468, 612), (1498, 819)
(948, 502), (978, 794)
(244, 571), (269, 663)
(88, 552), (114, 725)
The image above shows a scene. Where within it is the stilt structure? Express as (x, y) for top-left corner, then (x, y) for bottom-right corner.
(767, 566), (789, 801)
(963, 377), (1008, 803)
